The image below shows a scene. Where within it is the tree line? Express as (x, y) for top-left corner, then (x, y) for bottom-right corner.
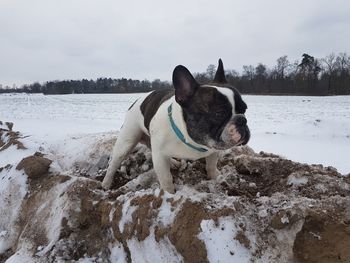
(1, 52), (349, 95)
(0, 78), (170, 95)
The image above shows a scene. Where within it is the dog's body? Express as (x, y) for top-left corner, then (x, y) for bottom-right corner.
(102, 59), (250, 193)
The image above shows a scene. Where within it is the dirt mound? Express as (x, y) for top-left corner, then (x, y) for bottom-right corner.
(16, 152), (52, 179)
(1, 125), (350, 262)
(0, 121), (26, 151)
(293, 211), (350, 263)
(100, 145), (347, 201)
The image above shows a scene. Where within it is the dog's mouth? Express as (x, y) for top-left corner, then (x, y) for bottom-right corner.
(214, 123), (250, 150)
(208, 124), (250, 150)
(234, 125), (250, 146)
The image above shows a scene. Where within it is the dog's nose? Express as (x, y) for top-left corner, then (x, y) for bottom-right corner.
(234, 115), (247, 126)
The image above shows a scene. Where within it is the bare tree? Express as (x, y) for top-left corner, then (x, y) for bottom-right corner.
(335, 52), (350, 75)
(322, 53), (337, 74)
(321, 53), (337, 94)
(228, 69), (239, 78)
(206, 64), (216, 80)
(335, 52), (350, 94)
(242, 65), (255, 80)
(225, 69), (240, 84)
(275, 55), (290, 79)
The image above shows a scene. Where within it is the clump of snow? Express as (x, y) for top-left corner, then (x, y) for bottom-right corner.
(118, 198), (137, 233)
(287, 173), (309, 186)
(127, 231), (183, 263)
(109, 242), (127, 263)
(198, 218), (252, 263)
(280, 214), (289, 224)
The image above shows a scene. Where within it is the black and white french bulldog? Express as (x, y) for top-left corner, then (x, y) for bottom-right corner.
(102, 59), (250, 193)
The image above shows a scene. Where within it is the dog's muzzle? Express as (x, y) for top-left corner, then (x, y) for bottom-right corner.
(221, 114), (250, 147)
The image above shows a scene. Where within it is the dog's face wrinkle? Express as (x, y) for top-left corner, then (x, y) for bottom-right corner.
(182, 86), (233, 146)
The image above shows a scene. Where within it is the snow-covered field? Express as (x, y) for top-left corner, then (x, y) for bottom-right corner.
(1, 93), (349, 174)
(1, 92), (350, 263)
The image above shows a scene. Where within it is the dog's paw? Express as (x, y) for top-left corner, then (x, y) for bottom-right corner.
(162, 184), (175, 194)
(101, 177), (113, 190)
(206, 168), (220, 180)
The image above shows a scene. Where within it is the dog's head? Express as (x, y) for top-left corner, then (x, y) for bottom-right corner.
(173, 59), (250, 150)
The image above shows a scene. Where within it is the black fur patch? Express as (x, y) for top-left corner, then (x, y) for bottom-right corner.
(140, 89), (174, 131)
(182, 86), (233, 145)
(231, 87), (247, 114)
(208, 84), (247, 114)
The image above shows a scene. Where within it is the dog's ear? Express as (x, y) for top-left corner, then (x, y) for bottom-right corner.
(173, 65), (198, 107)
(213, 58), (227, 84)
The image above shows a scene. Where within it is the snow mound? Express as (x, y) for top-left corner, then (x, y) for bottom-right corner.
(1, 122), (350, 263)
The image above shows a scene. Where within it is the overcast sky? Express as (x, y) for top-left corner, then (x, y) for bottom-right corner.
(1, 0), (350, 86)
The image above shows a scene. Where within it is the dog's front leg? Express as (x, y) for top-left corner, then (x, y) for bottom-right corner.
(206, 152), (220, 179)
(102, 126), (142, 189)
(102, 140), (134, 189)
(152, 152), (175, 194)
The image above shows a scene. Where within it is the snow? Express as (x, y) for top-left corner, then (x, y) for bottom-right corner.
(127, 231), (183, 263)
(0, 145), (32, 168)
(1, 93), (350, 262)
(155, 191), (180, 226)
(198, 217), (252, 263)
(3, 91), (348, 261)
(5, 243), (40, 263)
(1, 93), (349, 174)
(246, 95), (350, 174)
(109, 242), (128, 263)
(287, 173), (309, 186)
(0, 168), (28, 254)
(35, 178), (76, 257)
(119, 198), (137, 233)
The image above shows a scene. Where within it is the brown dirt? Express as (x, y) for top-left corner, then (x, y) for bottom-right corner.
(105, 189), (242, 263)
(167, 201), (209, 263)
(269, 210), (301, 230)
(11, 172), (75, 259)
(16, 152), (52, 179)
(123, 194), (163, 241)
(111, 202), (132, 263)
(293, 211), (350, 263)
(55, 185), (113, 260)
(0, 249), (13, 263)
(20, 177), (113, 261)
(15, 174), (72, 258)
(83, 144), (350, 262)
(235, 230), (251, 249)
(217, 148), (346, 200)
(210, 207), (236, 226)
(0, 121), (26, 151)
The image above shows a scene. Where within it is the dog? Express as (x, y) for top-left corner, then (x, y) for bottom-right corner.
(102, 59), (250, 193)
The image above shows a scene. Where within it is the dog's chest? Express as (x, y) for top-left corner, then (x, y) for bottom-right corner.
(148, 100), (214, 160)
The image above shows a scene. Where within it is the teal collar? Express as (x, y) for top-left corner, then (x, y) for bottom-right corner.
(167, 103), (208, 153)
